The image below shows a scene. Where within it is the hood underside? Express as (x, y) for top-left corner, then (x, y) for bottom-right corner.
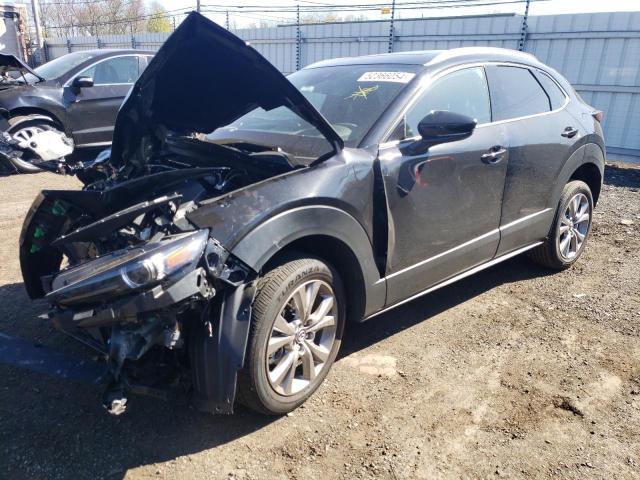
(0, 53), (43, 82)
(110, 11), (342, 169)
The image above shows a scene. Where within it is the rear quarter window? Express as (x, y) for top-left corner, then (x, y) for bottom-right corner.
(532, 70), (567, 110)
(485, 65), (551, 121)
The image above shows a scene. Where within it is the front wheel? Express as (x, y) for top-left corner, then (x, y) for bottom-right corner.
(529, 180), (593, 269)
(237, 256), (345, 415)
(6, 115), (60, 173)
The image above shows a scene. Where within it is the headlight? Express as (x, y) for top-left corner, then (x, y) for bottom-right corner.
(47, 230), (208, 305)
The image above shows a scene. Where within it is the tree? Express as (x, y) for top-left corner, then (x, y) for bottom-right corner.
(147, 2), (172, 33)
(40, 0), (145, 37)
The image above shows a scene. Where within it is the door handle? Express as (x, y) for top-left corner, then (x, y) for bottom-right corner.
(481, 146), (506, 164)
(561, 126), (578, 138)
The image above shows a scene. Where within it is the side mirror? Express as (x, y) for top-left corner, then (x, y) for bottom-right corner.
(417, 110), (477, 144)
(72, 76), (94, 88)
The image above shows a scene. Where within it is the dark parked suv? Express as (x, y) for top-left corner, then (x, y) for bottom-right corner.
(20, 13), (605, 416)
(0, 49), (154, 172)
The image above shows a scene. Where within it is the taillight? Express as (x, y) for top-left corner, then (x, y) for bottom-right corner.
(592, 110), (604, 123)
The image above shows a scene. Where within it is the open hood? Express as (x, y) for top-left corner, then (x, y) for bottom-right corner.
(0, 53), (44, 83)
(110, 11), (343, 169)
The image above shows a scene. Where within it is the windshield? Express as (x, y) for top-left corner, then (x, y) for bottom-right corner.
(24, 51), (98, 83)
(205, 64), (420, 159)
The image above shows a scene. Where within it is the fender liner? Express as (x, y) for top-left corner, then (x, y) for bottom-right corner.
(190, 280), (257, 414)
(230, 205), (386, 317)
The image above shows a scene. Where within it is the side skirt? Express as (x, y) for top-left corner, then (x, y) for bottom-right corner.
(364, 242), (542, 321)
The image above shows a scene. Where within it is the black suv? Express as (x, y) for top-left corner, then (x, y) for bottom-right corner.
(0, 49), (154, 172)
(20, 13), (605, 416)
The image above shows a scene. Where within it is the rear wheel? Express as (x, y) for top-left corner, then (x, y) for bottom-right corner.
(237, 256), (345, 415)
(529, 180), (593, 269)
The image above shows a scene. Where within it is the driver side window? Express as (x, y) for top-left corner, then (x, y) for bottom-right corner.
(78, 56), (140, 85)
(393, 66), (491, 140)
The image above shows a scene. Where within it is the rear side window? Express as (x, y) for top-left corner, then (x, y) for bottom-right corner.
(399, 66), (491, 139)
(533, 70), (566, 110)
(485, 65), (550, 121)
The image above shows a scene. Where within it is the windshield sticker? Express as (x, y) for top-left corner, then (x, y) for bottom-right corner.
(346, 85), (379, 99)
(357, 71), (415, 83)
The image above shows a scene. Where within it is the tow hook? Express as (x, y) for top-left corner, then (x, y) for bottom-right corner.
(102, 381), (128, 416)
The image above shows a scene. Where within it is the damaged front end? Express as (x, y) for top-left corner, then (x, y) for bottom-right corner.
(19, 11), (342, 415)
(22, 183), (257, 414)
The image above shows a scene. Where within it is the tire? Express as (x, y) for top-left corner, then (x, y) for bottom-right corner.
(529, 180), (593, 270)
(237, 255), (346, 415)
(6, 115), (59, 173)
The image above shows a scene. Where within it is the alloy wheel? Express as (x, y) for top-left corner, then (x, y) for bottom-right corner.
(557, 192), (590, 260)
(12, 125), (47, 146)
(266, 279), (338, 396)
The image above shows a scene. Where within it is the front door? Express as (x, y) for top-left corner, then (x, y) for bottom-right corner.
(379, 66), (509, 306)
(65, 55), (141, 146)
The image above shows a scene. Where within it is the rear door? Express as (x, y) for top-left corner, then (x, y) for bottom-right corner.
(484, 65), (579, 256)
(379, 66), (509, 306)
(65, 55), (142, 146)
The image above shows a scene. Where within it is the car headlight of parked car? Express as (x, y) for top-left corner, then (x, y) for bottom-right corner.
(47, 230), (209, 306)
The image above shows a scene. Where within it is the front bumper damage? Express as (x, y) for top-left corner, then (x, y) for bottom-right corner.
(48, 256), (257, 415)
(23, 188), (260, 415)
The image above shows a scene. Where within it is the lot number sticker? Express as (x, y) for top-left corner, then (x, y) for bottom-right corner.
(357, 72), (416, 83)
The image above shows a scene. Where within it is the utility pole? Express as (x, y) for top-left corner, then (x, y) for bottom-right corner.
(387, 0), (396, 54)
(296, 3), (301, 70)
(31, 0), (44, 50)
(518, 0), (531, 51)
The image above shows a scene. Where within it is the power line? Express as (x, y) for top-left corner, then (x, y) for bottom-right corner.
(43, 0), (545, 31)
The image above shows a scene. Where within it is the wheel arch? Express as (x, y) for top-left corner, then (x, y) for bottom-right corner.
(230, 205), (386, 320)
(550, 143), (605, 210)
(569, 161), (602, 205)
(6, 107), (65, 132)
(262, 235), (367, 324)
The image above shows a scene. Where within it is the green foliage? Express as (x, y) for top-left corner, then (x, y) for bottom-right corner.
(147, 2), (172, 33)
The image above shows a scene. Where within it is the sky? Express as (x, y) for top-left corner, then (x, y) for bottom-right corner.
(154, 0), (640, 28)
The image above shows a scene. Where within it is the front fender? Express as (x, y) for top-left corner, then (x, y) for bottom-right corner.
(231, 205), (385, 317)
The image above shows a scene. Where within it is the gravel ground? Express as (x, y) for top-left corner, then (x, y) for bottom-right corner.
(0, 163), (639, 480)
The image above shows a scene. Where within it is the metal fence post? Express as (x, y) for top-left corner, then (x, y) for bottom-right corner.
(387, 0), (396, 53)
(97, 38), (102, 49)
(296, 3), (301, 70)
(66, 38), (72, 53)
(518, 0), (531, 51)
(131, 35), (136, 49)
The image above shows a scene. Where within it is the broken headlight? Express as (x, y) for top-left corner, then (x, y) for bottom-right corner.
(47, 230), (209, 305)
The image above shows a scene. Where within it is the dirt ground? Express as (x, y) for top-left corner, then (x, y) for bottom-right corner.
(0, 163), (639, 480)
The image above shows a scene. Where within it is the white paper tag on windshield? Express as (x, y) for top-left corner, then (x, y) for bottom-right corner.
(357, 71), (415, 83)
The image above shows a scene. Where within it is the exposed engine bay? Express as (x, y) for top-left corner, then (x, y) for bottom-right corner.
(19, 131), (293, 414)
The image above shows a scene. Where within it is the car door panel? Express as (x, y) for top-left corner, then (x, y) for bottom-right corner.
(486, 65), (582, 256)
(65, 56), (141, 146)
(65, 84), (132, 146)
(380, 122), (509, 306)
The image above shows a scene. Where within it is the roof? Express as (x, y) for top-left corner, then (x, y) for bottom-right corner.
(305, 47), (540, 70)
(63, 48), (156, 56)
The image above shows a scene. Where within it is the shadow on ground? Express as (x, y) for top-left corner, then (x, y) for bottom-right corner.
(0, 254), (552, 479)
(604, 163), (640, 188)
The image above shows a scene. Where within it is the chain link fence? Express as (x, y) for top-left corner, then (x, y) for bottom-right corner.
(42, 11), (640, 161)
